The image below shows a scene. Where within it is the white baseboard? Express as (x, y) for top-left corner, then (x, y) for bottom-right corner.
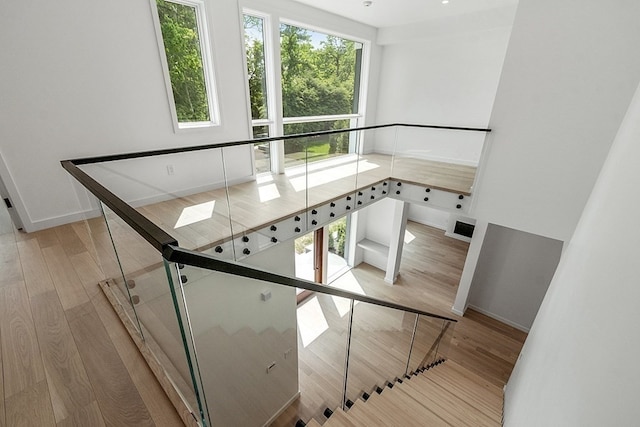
(444, 230), (472, 243)
(410, 217), (447, 231)
(467, 304), (531, 332)
(451, 306), (465, 316)
(127, 175), (252, 209)
(28, 175), (255, 232)
(29, 208), (103, 232)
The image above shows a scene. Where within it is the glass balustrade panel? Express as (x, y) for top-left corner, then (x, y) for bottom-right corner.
(391, 125), (483, 195)
(164, 259), (210, 424)
(436, 320), (456, 361)
(98, 205), (202, 421)
(284, 121), (361, 208)
(78, 147), (232, 252)
(407, 316), (447, 373)
(175, 263), (303, 427)
(221, 141), (308, 260)
(345, 302), (416, 404)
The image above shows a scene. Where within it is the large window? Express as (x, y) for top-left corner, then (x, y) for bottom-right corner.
(243, 12), (366, 173)
(154, 0), (219, 129)
(280, 24), (362, 119)
(244, 13), (274, 173)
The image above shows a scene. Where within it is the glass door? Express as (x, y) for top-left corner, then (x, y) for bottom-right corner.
(327, 217), (350, 282)
(294, 229), (323, 302)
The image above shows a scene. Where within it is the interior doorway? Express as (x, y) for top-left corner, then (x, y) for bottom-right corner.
(294, 215), (352, 303)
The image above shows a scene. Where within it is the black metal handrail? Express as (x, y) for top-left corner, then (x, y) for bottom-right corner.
(64, 122), (490, 165)
(61, 160), (178, 252)
(163, 245), (457, 322)
(61, 123), (486, 323)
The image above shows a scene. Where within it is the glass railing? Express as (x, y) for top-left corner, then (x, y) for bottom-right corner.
(61, 123), (487, 426)
(163, 245), (457, 426)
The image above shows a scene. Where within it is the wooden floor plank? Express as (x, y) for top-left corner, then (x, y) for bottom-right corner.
(0, 281), (46, 398)
(91, 289), (184, 427)
(0, 234), (23, 288)
(30, 290), (96, 423)
(34, 228), (61, 250)
(69, 251), (106, 299)
(56, 401), (106, 427)
(4, 380), (56, 427)
(43, 245), (90, 311)
(16, 238), (56, 296)
(66, 301), (155, 427)
(54, 224), (89, 258)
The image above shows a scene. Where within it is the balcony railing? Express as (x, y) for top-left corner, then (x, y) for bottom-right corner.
(61, 122), (489, 426)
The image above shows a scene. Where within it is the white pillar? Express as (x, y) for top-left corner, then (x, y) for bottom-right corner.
(385, 200), (409, 284)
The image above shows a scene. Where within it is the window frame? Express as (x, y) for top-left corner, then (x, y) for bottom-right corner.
(278, 18), (369, 128)
(241, 11), (371, 174)
(151, 0), (221, 131)
(242, 10), (279, 174)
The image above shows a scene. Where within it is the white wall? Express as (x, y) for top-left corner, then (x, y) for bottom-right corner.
(373, 8), (514, 165)
(467, 224), (562, 331)
(503, 77), (640, 427)
(408, 204), (450, 230)
(0, 0), (252, 231)
(455, 0), (640, 314)
(0, 0), (381, 231)
(359, 197), (395, 270)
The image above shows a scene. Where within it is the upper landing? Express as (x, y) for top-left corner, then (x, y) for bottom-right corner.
(132, 153), (476, 253)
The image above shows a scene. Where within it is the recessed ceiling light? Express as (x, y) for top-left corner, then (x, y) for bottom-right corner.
(363, 0), (373, 6)
(442, 0), (449, 4)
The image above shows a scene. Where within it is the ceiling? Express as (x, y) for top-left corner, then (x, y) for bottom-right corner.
(291, 0), (519, 28)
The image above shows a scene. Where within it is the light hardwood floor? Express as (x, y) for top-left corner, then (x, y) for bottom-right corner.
(134, 154), (476, 251)
(0, 207), (183, 426)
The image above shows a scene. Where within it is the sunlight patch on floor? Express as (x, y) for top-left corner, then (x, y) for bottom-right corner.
(258, 183), (281, 202)
(404, 229), (416, 244)
(288, 160), (380, 192)
(297, 296), (329, 347)
(329, 270), (365, 317)
(256, 173), (274, 184)
(174, 200), (215, 228)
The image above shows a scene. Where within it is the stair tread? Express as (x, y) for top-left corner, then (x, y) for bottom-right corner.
(397, 376), (500, 426)
(323, 408), (358, 427)
(343, 397), (393, 425)
(411, 369), (502, 419)
(362, 384), (449, 426)
(437, 360), (503, 396)
(419, 363), (503, 415)
(305, 419), (323, 427)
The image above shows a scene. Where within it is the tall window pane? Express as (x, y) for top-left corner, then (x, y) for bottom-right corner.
(280, 24), (362, 118)
(252, 126), (270, 174)
(156, 0), (212, 123)
(283, 119), (351, 167)
(243, 15), (269, 121)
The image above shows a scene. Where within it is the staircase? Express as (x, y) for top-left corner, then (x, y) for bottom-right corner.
(301, 360), (503, 427)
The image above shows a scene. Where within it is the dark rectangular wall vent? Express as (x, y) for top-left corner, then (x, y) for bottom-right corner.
(454, 221), (475, 238)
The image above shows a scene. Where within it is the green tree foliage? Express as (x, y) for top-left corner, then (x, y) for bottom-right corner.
(157, 0), (210, 122)
(278, 24), (360, 155)
(244, 16), (268, 120)
(328, 218), (347, 257)
(280, 24), (358, 122)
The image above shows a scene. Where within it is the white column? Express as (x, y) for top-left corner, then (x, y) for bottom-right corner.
(384, 200), (409, 284)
